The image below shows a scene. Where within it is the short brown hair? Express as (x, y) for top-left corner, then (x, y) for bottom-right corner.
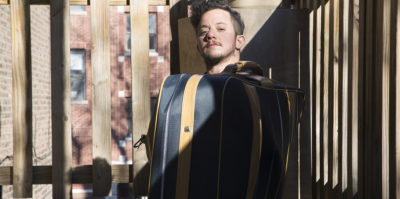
(190, 0), (245, 35)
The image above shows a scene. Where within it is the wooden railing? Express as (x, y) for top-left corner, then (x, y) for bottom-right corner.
(305, 0), (400, 198)
(4, 0), (399, 198)
(0, 0), (160, 198)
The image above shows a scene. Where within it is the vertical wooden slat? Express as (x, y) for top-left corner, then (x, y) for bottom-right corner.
(314, 1), (322, 198)
(309, 0), (316, 197)
(10, 0), (32, 197)
(396, 0), (400, 197)
(332, 0), (340, 189)
(342, 0), (350, 194)
(91, 0), (112, 196)
(50, 0), (72, 198)
(389, 1), (397, 198)
(130, 0), (150, 196)
(381, 0), (391, 198)
(322, 0), (330, 191)
(363, 0), (378, 197)
(351, 0), (360, 196)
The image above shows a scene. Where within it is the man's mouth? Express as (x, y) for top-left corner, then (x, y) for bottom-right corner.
(206, 42), (220, 47)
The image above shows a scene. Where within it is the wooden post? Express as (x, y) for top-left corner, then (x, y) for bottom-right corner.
(10, 0), (32, 197)
(91, 0), (112, 196)
(130, 0), (151, 196)
(50, 0), (72, 198)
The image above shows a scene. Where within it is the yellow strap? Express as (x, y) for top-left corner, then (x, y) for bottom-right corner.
(175, 75), (203, 199)
(243, 84), (262, 199)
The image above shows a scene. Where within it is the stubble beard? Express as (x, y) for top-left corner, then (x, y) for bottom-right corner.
(202, 47), (236, 70)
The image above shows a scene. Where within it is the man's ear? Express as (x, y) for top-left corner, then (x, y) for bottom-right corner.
(235, 35), (246, 50)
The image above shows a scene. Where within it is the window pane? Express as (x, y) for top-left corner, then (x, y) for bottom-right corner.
(150, 34), (156, 51)
(70, 50), (86, 101)
(149, 14), (156, 34)
(70, 5), (86, 14)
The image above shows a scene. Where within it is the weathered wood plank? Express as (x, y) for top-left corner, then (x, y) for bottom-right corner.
(388, 1), (397, 198)
(309, 1), (317, 197)
(362, 0), (378, 197)
(130, 0), (151, 195)
(342, 0), (351, 195)
(0, 165), (134, 185)
(0, 167), (12, 185)
(396, 0), (400, 197)
(91, 0), (112, 196)
(332, 0), (340, 189)
(314, 1), (322, 198)
(50, 0), (72, 198)
(10, 0), (32, 197)
(0, 0), (167, 6)
(381, 0), (391, 197)
(322, 0), (330, 191)
(351, 0), (360, 197)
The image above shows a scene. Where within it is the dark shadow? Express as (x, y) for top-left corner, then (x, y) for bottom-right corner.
(92, 158), (112, 196)
(240, 9), (312, 198)
(241, 8), (309, 87)
(169, 0), (189, 74)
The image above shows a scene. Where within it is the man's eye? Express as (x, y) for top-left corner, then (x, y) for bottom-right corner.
(200, 31), (207, 36)
(218, 28), (225, 31)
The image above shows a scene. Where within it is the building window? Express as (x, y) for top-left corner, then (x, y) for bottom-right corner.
(70, 49), (86, 101)
(149, 13), (157, 52)
(126, 13), (157, 54)
(70, 5), (86, 15)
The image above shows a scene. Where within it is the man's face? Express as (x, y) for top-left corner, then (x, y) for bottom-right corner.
(196, 9), (240, 64)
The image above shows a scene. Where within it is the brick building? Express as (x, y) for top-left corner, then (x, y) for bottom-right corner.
(0, 4), (170, 198)
(70, 5), (170, 166)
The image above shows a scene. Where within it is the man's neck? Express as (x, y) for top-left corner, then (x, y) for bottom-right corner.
(206, 54), (239, 74)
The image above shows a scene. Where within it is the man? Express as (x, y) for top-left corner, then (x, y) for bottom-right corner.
(190, 0), (246, 74)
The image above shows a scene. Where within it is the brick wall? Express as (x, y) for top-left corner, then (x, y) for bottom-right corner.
(70, 5), (170, 166)
(0, 5), (13, 199)
(0, 5), (52, 199)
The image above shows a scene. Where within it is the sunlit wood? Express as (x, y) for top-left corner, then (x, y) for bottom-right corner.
(10, 0), (32, 197)
(323, 0), (330, 186)
(130, 0), (151, 195)
(342, 0), (350, 192)
(381, 0), (391, 198)
(0, 0), (167, 5)
(91, 0), (112, 196)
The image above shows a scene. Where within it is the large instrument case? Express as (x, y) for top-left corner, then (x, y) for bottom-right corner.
(147, 64), (304, 199)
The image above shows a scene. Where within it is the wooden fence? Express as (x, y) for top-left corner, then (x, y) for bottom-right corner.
(2, 0), (399, 198)
(0, 0), (165, 198)
(303, 0), (400, 198)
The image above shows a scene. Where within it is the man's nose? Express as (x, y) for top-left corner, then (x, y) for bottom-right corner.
(205, 28), (216, 40)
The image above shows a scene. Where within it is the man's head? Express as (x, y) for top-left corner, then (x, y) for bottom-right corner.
(190, 0), (246, 73)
